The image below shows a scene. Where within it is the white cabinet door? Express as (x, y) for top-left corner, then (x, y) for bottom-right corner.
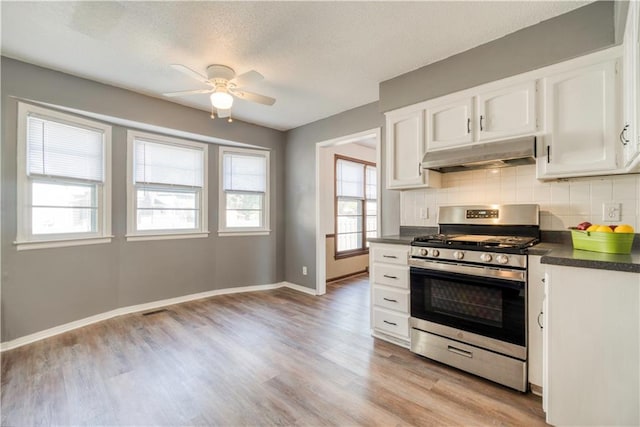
(477, 81), (537, 141)
(426, 97), (474, 150)
(624, 0), (640, 169)
(385, 109), (441, 189)
(635, 0), (640, 169)
(545, 265), (639, 426)
(538, 60), (619, 178)
(527, 255), (545, 393)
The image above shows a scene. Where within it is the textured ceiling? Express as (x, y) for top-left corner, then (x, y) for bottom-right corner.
(1, 1), (590, 131)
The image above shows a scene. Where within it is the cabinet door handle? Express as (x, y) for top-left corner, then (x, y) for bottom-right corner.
(537, 311), (544, 329)
(546, 145), (551, 163)
(383, 297), (398, 303)
(479, 115), (484, 131)
(383, 255), (397, 259)
(383, 274), (398, 280)
(383, 320), (397, 326)
(620, 124), (630, 146)
(467, 118), (471, 134)
(418, 162), (422, 176)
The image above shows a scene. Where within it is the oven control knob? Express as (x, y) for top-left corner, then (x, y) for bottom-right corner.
(496, 254), (509, 264)
(431, 249), (440, 257)
(480, 253), (492, 262)
(420, 248), (428, 256)
(453, 251), (464, 260)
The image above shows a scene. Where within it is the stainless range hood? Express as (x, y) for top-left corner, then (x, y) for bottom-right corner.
(421, 136), (536, 173)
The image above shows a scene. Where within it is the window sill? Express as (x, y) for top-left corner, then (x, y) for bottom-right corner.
(218, 229), (271, 237)
(14, 236), (113, 251)
(335, 249), (369, 260)
(126, 232), (210, 242)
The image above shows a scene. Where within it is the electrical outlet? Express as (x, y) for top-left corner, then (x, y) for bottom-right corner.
(419, 208), (428, 220)
(602, 202), (622, 222)
(302, 266), (308, 276)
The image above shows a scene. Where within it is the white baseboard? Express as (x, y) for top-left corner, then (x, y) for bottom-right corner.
(0, 281), (316, 352)
(280, 281), (318, 296)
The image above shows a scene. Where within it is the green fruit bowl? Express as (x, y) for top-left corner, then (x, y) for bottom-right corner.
(570, 230), (635, 254)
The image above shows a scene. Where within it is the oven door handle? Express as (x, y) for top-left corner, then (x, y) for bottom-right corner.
(410, 262), (525, 290)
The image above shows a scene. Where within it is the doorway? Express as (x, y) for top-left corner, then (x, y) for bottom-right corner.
(315, 128), (381, 295)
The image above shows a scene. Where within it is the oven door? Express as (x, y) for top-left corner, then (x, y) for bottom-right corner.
(410, 260), (526, 349)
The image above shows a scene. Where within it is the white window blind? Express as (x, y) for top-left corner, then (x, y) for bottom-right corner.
(336, 159), (364, 198)
(223, 153), (266, 192)
(366, 165), (377, 199)
(134, 139), (204, 187)
(27, 115), (104, 182)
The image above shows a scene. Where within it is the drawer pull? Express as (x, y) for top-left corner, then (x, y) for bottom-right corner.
(383, 297), (398, 303)
(382, 255), (398, 259)
(448, 345), (473, 358)
(383, 274), (398, 280)
(383, 320), (397, 326)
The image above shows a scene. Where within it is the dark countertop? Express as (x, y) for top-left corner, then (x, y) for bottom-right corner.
(533, 242), (640, 273)
(370, 233), (640, 273)
(367, 235), (414, 245)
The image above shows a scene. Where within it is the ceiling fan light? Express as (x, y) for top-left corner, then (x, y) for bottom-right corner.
(210, 91), (233, 110)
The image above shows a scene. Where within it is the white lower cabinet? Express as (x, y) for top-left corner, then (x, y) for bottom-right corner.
(544, 265), (639, 426)
(527, 255), (545, 394)
(369, 243), (410, 348)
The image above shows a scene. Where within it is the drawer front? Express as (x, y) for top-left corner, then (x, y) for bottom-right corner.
(373, 286), (409, 313)
(372, 264), (409, 289)
(371, 245), (408, 265)
(410, 329), (527, 392)
(373, 308), (409, 339)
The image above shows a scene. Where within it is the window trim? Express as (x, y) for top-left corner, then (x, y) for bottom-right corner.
(126, 130), (209, 241)
(218, 146), (270, 236)
(15, 102), (113, 250)
(334, 154), (376, 259)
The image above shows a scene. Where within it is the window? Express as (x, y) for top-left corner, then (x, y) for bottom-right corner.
(219, 147), (270, 235)
(16, 103), (112, 250)
(127, 131), (208, 240)
(335, 156), (377, 257)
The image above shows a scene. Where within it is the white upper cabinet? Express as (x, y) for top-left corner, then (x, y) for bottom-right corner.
(386, 109), (441, 189)
(623, 0), (640, 169)
(425, 82), (537, 151)
(426, 97), (474, 150)
(537, 59), (619, 178)
(476, 81), (537, 141)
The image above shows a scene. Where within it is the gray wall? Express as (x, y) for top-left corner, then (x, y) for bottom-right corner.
(284, 102), (399, 288)
(1, 57), (286, 342)
(379, 1), (616, 113)
(284, 0), (618, 290)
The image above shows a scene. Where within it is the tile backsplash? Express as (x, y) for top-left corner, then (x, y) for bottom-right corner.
(400, 165), (640, 231)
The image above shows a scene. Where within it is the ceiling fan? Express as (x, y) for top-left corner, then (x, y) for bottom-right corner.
(163, 64), (276, 121)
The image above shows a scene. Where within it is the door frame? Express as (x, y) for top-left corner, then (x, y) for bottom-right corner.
(315, 127), (381, 295)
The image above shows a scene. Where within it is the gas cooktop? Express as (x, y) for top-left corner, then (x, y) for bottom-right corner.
(412, 234), (538, 250)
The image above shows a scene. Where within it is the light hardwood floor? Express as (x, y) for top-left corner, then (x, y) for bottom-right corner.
(1, 275), (547, 426)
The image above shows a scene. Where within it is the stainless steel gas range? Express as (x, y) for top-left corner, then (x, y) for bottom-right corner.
(408, 204), (540, 392)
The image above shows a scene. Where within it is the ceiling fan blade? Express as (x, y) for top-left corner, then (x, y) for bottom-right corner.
(170, 64), (211, 85)
(163, 89), (214, 97)
(230, 88), (276, 106)
(216, 108), (231, 118)
(231, 70), (264, 87)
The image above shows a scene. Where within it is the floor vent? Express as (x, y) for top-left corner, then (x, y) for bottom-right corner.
(142, 308), (169, 316)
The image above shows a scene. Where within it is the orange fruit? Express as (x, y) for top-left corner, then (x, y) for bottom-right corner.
(595, 225), (613, 233)
(586, 224), (600, 232)
(614, 224), (635, 233)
